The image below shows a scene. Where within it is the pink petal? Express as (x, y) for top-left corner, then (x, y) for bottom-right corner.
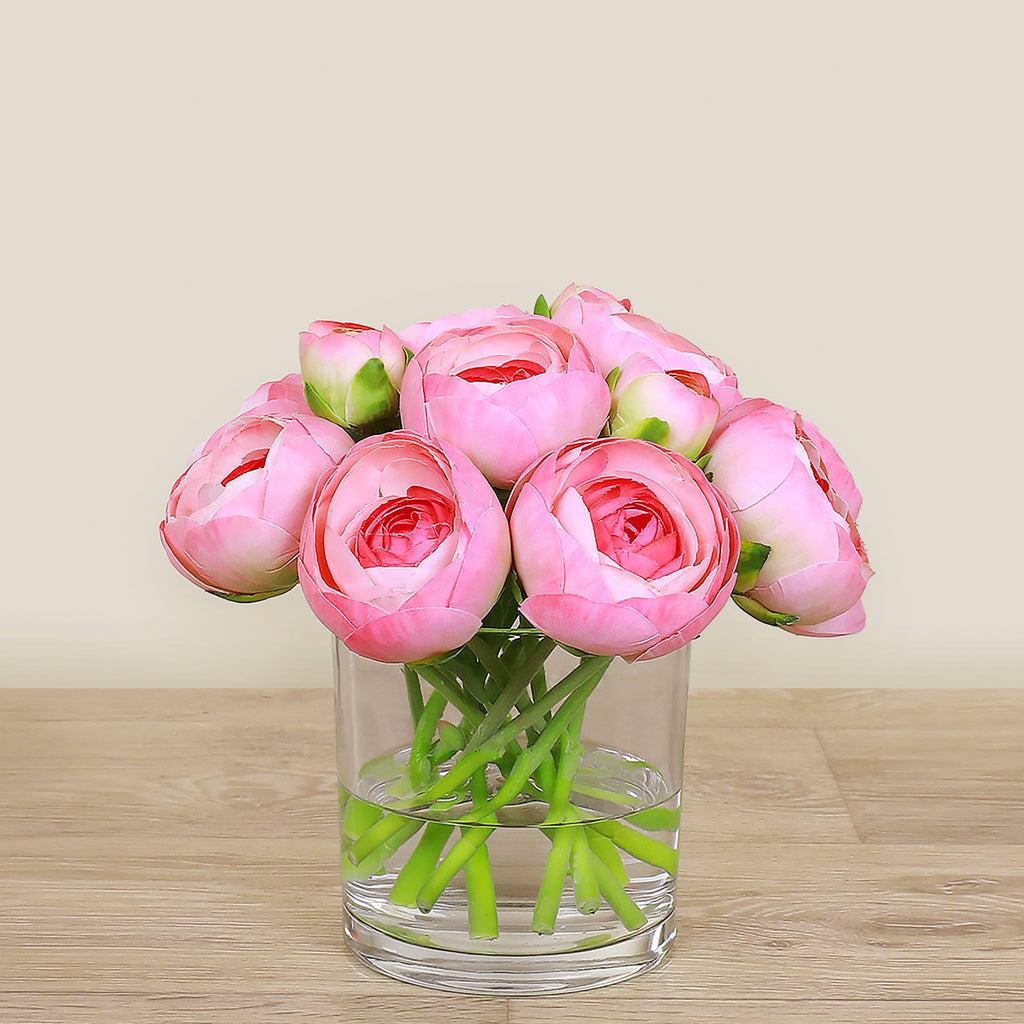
(732, 463), (845, 583)
(627, 576), (736, 659)
(748, 555), (870, 626)
(799, 416), (863, 518)
(509, 482), (569, 595)
(489, 372), (610, 454)
(170, 515), (300, 595)
(704, 400), (800, 512)
(521, 593), (659, 659)
(783, 600), (866, 636)
(424, 393), (539, 488)
(344, 606), (483, 663)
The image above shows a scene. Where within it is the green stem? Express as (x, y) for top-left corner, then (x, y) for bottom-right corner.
(570, 781), (639, 807)
(464, 654), (611, 758)
(463, 833), (499, 939)
(350, 811), (417, 864)
(533, 753), (556, 798)
(530, 826), (573, 934)
(626, 805), (681, 832)
(341, 794), (382, 838)
(583, 826), (630, 886)
(399, 656), (611, 811)
(403, 665), (424, 726)
(344, 818), (422, 881)
(545, 706), (583, 823)
(461, 768), (499, 938)
(389, 821), (454, 907)
(466, 635), (510, 684)
(452, 652), (492, 705)
(416, 825), (495, 912)
(531, 705), (589, 927)
(571, 829), (601, 914)
(589, 845), (647, 931)
(461, 660), (608, 822)
(416, 664), (484, 724)
(462, 637), (556, 755)
(409, 689), (447, 786)
(588, 818), (679, 876)
(530, 665), (551, 723)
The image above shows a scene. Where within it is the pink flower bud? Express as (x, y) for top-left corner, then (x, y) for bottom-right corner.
(704, 398), (871, 633)
(299, 321), (407, 430)
(611, 358), (721, 459)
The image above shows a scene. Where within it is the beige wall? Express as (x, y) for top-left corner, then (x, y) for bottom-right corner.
(3, 2), (1021, 688)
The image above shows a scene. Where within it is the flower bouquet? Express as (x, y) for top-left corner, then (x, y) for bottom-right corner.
(161, 285), (871, 993)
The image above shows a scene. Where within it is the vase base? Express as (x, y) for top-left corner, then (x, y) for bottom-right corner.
(344, 910), (675, 995)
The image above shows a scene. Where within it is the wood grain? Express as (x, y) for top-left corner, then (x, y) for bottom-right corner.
(680, 727), (860, 843)
(0, 994), (508, 1024)
(509, 1001), (1024, 1023)
(2, 688), (1023, 1021)
(817, 728), (1024, 844)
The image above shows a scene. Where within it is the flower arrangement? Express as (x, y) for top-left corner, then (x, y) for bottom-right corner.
(161, 284), (871, 953)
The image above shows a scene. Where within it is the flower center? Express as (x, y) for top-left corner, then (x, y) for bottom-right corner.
(354, 487), (455, 568)
(666, 369), (711, 397)
(456, 358), (546, 384)
(579, 479), (683, 579)
(331, 321), (374, 334)
(220, 451), (269, 486)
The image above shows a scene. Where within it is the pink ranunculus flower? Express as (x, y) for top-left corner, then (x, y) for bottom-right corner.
(299, 320), (407, 431)
(188, 375), (313, 462)
(508, 437), (741, 661)
(400, 314), (611, 489)
(162, 414), (354, 600)
(398, 304), (526, 357)
(704, 398), (872, 634)
(610, 360), (721, 459)
(298, 431), (512, 663)
(552, 286), (741, 415)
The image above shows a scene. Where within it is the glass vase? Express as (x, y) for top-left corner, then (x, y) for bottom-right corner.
(333, 630), (689, 995)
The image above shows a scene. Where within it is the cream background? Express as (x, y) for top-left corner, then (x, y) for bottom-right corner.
(2, 2), (1021, 688)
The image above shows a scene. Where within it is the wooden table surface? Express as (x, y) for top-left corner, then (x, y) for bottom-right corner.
(2, 688), (1023, 1023)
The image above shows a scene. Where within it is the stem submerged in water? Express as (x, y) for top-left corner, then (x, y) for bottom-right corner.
(344, 636), (673, 941)
(531, 825), (574, 934)
(388, 821), (453, 907)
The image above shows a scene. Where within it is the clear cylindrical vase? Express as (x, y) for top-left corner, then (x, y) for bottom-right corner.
(333, 631), (689, 995)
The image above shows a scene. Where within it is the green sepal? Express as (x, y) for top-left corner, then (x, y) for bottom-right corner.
(345, 357), (398, 427)
(303, 379), (344, 425)
(557, 642), (598, 659)
(617, 416), (671, 447)
(212, 584), (296, 604)
(509, 572), (526, 608)
(533, 293), (551, 317)
(606, 365), (621, 391)
(403, 346), (415, 364)
(694, 452), (712, 470)
(409, 644), (466, 667)
(733, 541), (771, 594)
(732, 593), (799, 626)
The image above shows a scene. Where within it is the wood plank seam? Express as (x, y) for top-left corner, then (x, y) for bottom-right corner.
(813, 726), (865, 843)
